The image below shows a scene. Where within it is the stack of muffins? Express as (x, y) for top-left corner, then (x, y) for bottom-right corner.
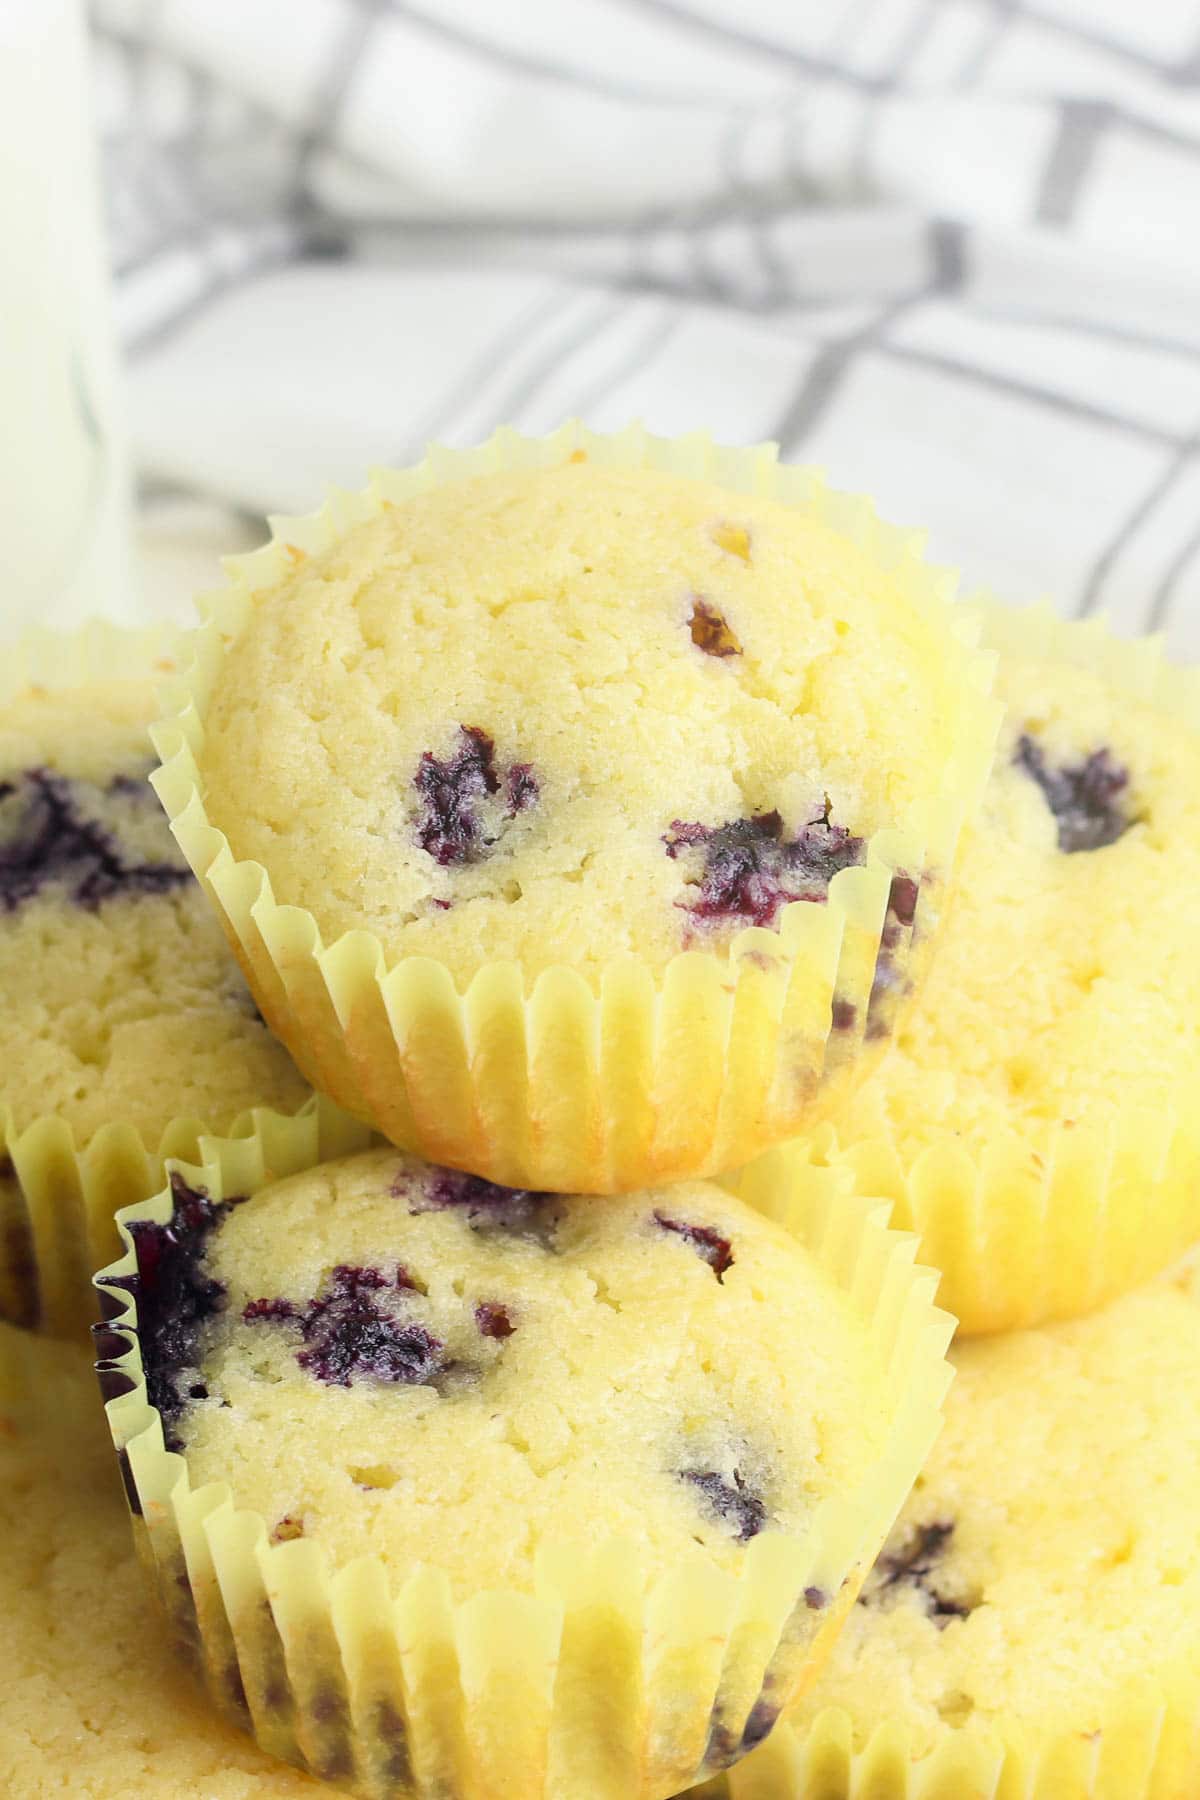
(2, 423), (1198, 1800)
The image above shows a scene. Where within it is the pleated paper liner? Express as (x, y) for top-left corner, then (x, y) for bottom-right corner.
(684, 1659), (1200, 1800)
(150, 421), (1000, 1195)
(0, 620), (373, 1337)
(758, 602), (1200, 1337)
(94, 1128), (954, 1800)
(2, 1092), (372, 1337)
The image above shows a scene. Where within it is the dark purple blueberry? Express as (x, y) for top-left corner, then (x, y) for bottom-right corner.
(689, 596), (742, 659)
(117, 1174), (235, 1451)
(0, 766), (190, 913)
(862, 1519), (973, 1627)
(475, 1300), (516, 1339)
(805, 1585), (829, 1609)
(653, 1210), (734, 1282)
(414, 726), (498, 866)
(407, 1168), (561, 1245)
(831, 998), (857, 1032)
(506, 764), (539, 813)
(664, 804), (864, 932)
(1014, 735), (1133, 854)
(246, 1264), (446, 1390)
(243, 1296), (298, 1323)
(412, 725), (537, 866)
(681, 1468), (767, 1543)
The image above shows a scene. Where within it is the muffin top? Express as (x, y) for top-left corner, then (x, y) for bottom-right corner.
(0, 678), (309, 1146)
(826, 629), (1200, 1159)
(197, 460), (976, 984)
(129, 1146), (892, 1597)
(0, 1324), (320, 1798)
(774, 1252), (1200, 1757)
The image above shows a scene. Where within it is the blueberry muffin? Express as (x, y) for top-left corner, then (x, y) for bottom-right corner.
(0, 642), (327, 1334)
(98, 1140), (951, 1799)
(784, 604), (1200, 1332)
(700, 1252), (1200, 1800)
(156, 425), (997, 1191)
(0, 1322), (323, 1798)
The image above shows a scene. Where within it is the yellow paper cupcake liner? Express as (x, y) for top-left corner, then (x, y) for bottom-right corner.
(3, 1092), (373, 1339)
(766, 602), (1200, 1337)
(95, 1127), (954, 1799)
(150, 420), (999, 1195)
(688, 1652), (1200, 1799)
(0, 620), (375, 1338)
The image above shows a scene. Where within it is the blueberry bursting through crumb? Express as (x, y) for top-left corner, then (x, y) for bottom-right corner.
(653, 1210), (734, 1281)
(475, 1300), (516, 1338)
(243, 1264), (446, 1388)
(1014, 735), (1133, 853)
(402, 1167), (561, 1244)
(413, 726), (537, 866)
(664, 806), (864, 932)
(0, 766), (190, 912)
(681, 1468), (767, 1542)
(862, 1519), (974, 1627)
(106, 1174), (236, 1452)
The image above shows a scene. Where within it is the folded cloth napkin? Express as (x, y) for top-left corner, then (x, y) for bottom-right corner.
(92, 0), (1200, 653)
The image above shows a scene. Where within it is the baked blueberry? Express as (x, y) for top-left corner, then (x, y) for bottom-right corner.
(664, 806), (864, 932)
(403, 1166), (561, 1244)
(413, 726), (537, 866)
(653, 1210), (734, 1281)
(680, 1467), (767, 1542)
(0, 766), (190, 912)
(245, 1265), (446, 1389)
(1014, 734), (1132, 853)
(861, 1518), (973, 1627)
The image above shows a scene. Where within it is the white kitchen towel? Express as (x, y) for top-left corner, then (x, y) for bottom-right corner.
(91, 0), (1200, 653)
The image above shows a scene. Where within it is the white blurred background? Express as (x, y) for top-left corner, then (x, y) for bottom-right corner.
(7, 0), (1200, 652)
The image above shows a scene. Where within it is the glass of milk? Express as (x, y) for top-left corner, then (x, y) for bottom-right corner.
(0, 0), (132, 633)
